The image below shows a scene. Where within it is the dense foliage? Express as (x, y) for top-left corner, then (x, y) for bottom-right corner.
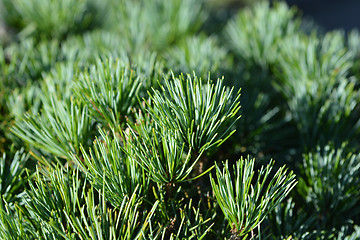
(1, 0), (360, 239)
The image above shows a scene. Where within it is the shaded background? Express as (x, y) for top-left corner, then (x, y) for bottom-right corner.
(208, 0), (360, 33)
(285, 0), (360, 32)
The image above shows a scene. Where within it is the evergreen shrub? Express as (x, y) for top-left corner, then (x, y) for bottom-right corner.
(1, 0), (360, 239)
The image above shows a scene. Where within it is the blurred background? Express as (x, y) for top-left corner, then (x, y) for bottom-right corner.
(2, 0), (360, 43)
(285, 0), (360, 32)
(208, 0), (360, 32)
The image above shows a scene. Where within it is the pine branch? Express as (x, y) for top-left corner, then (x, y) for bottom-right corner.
(73, 127), (147, 206)
(298, 144), (360, 229)
(0, 149), (29, 203)
(12, 96), (93, 162)
(74, 58), (143, 130)
(146, 72), (241, 154)
(210, 157), (297, 239)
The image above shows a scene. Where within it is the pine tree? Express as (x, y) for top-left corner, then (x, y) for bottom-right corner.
(1, 0), (360, 239)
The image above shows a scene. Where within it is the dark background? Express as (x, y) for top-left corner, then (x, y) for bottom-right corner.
(285, 0), (360, 32)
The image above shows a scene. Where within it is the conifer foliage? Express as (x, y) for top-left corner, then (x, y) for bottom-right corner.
(1, 0), (360, 239)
